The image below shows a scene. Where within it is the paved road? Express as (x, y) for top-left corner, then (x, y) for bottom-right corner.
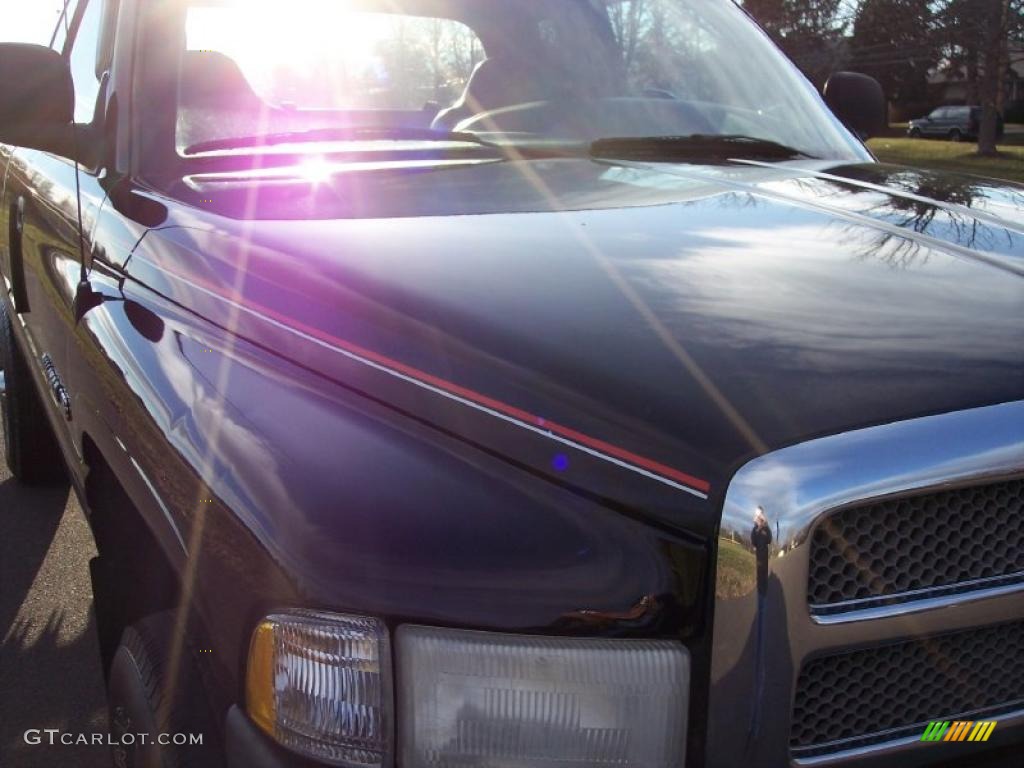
(0, 422), (110, 768)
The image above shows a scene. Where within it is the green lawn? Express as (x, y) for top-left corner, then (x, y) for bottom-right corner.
(715, 537), (756, 600)
(866, 136), (1024, 185)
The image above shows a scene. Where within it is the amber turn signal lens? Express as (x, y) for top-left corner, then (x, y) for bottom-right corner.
(244, 611), (392, 767)
(245, 620), (277, 735)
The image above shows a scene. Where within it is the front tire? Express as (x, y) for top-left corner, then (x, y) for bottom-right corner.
(107, 613), (219, 768)
(0, 302), (64, 484)
(908, 127), (922, 139)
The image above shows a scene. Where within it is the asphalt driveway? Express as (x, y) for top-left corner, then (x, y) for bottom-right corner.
(0, 422), (109, 768)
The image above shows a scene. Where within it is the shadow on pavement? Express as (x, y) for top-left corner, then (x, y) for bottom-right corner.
(0, 476), (110, 767)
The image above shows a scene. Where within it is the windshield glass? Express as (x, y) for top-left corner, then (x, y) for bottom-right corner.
(175, 0), (864, 160)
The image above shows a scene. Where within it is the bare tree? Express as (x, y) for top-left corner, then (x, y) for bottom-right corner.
(426, 19), (447, 99)
(976, 0), (1011, 155)
(608, 0), (648, 73)
(849, 0), (938, 110)
(935, 0), (1022, 155)
(744, 0), (847, 86)
(447, 23), (481, 85)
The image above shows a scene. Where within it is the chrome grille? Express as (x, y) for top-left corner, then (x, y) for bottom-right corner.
(708, 401), (1024, 768)
(807, 478), (1024, 612)
(791, 620), (1024, 756)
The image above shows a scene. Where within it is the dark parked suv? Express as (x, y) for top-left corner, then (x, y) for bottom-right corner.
(1, 1), (1023, 768)
(908, 105), (1005, 141)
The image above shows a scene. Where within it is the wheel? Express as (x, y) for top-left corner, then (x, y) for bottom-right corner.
(107, 612), (220, 768)
(0, 302), (64, 484)
(908, 127), (922, 139)
(948, 128), (962, 142)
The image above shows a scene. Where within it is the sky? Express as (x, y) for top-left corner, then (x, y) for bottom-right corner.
(0, 1), (65, 44)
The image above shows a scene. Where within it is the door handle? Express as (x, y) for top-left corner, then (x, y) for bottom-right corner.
(8, 195), (29, 313)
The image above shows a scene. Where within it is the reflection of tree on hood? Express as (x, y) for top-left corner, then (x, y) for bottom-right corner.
(811, 166), (994, 270)
(832, 165), (982, 234)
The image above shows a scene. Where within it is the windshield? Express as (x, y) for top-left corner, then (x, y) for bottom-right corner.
(174, 0), (864, 161)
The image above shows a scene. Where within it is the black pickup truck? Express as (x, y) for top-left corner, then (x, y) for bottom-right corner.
(1, 1), (1022, 768)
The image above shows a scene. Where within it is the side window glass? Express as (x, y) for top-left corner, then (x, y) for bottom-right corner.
(68, 0), (104, 123)
(50, 2), (79, 52)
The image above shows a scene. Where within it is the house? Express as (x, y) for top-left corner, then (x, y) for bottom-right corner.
(928, 43), (1024, 119)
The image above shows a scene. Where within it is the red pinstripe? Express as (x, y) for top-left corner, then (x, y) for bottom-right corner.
(139, 257), (712, 495)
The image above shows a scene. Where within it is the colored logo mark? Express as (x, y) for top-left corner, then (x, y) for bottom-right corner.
(921, 720), (997, 742)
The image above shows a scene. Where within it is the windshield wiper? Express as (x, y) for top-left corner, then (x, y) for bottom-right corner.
(185, 126), (499, 154)
(590, 134), (817, 162)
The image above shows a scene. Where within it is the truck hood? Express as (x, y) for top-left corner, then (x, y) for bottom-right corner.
(124, 157), (1024, 520)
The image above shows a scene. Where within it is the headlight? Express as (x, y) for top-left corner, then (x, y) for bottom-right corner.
(395, 625), (689, 768)
(245, 610), (392, 767)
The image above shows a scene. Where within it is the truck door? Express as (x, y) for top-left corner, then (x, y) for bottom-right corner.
(3, 0), (107, 461)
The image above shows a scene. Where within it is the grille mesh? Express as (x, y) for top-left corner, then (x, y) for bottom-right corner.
(808, 478), (1024, 608)
(791, 620), (1024, 752)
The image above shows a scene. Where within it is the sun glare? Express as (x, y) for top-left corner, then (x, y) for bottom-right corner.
(298, 156), (334, 183)
(187, 1), (389, 107)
